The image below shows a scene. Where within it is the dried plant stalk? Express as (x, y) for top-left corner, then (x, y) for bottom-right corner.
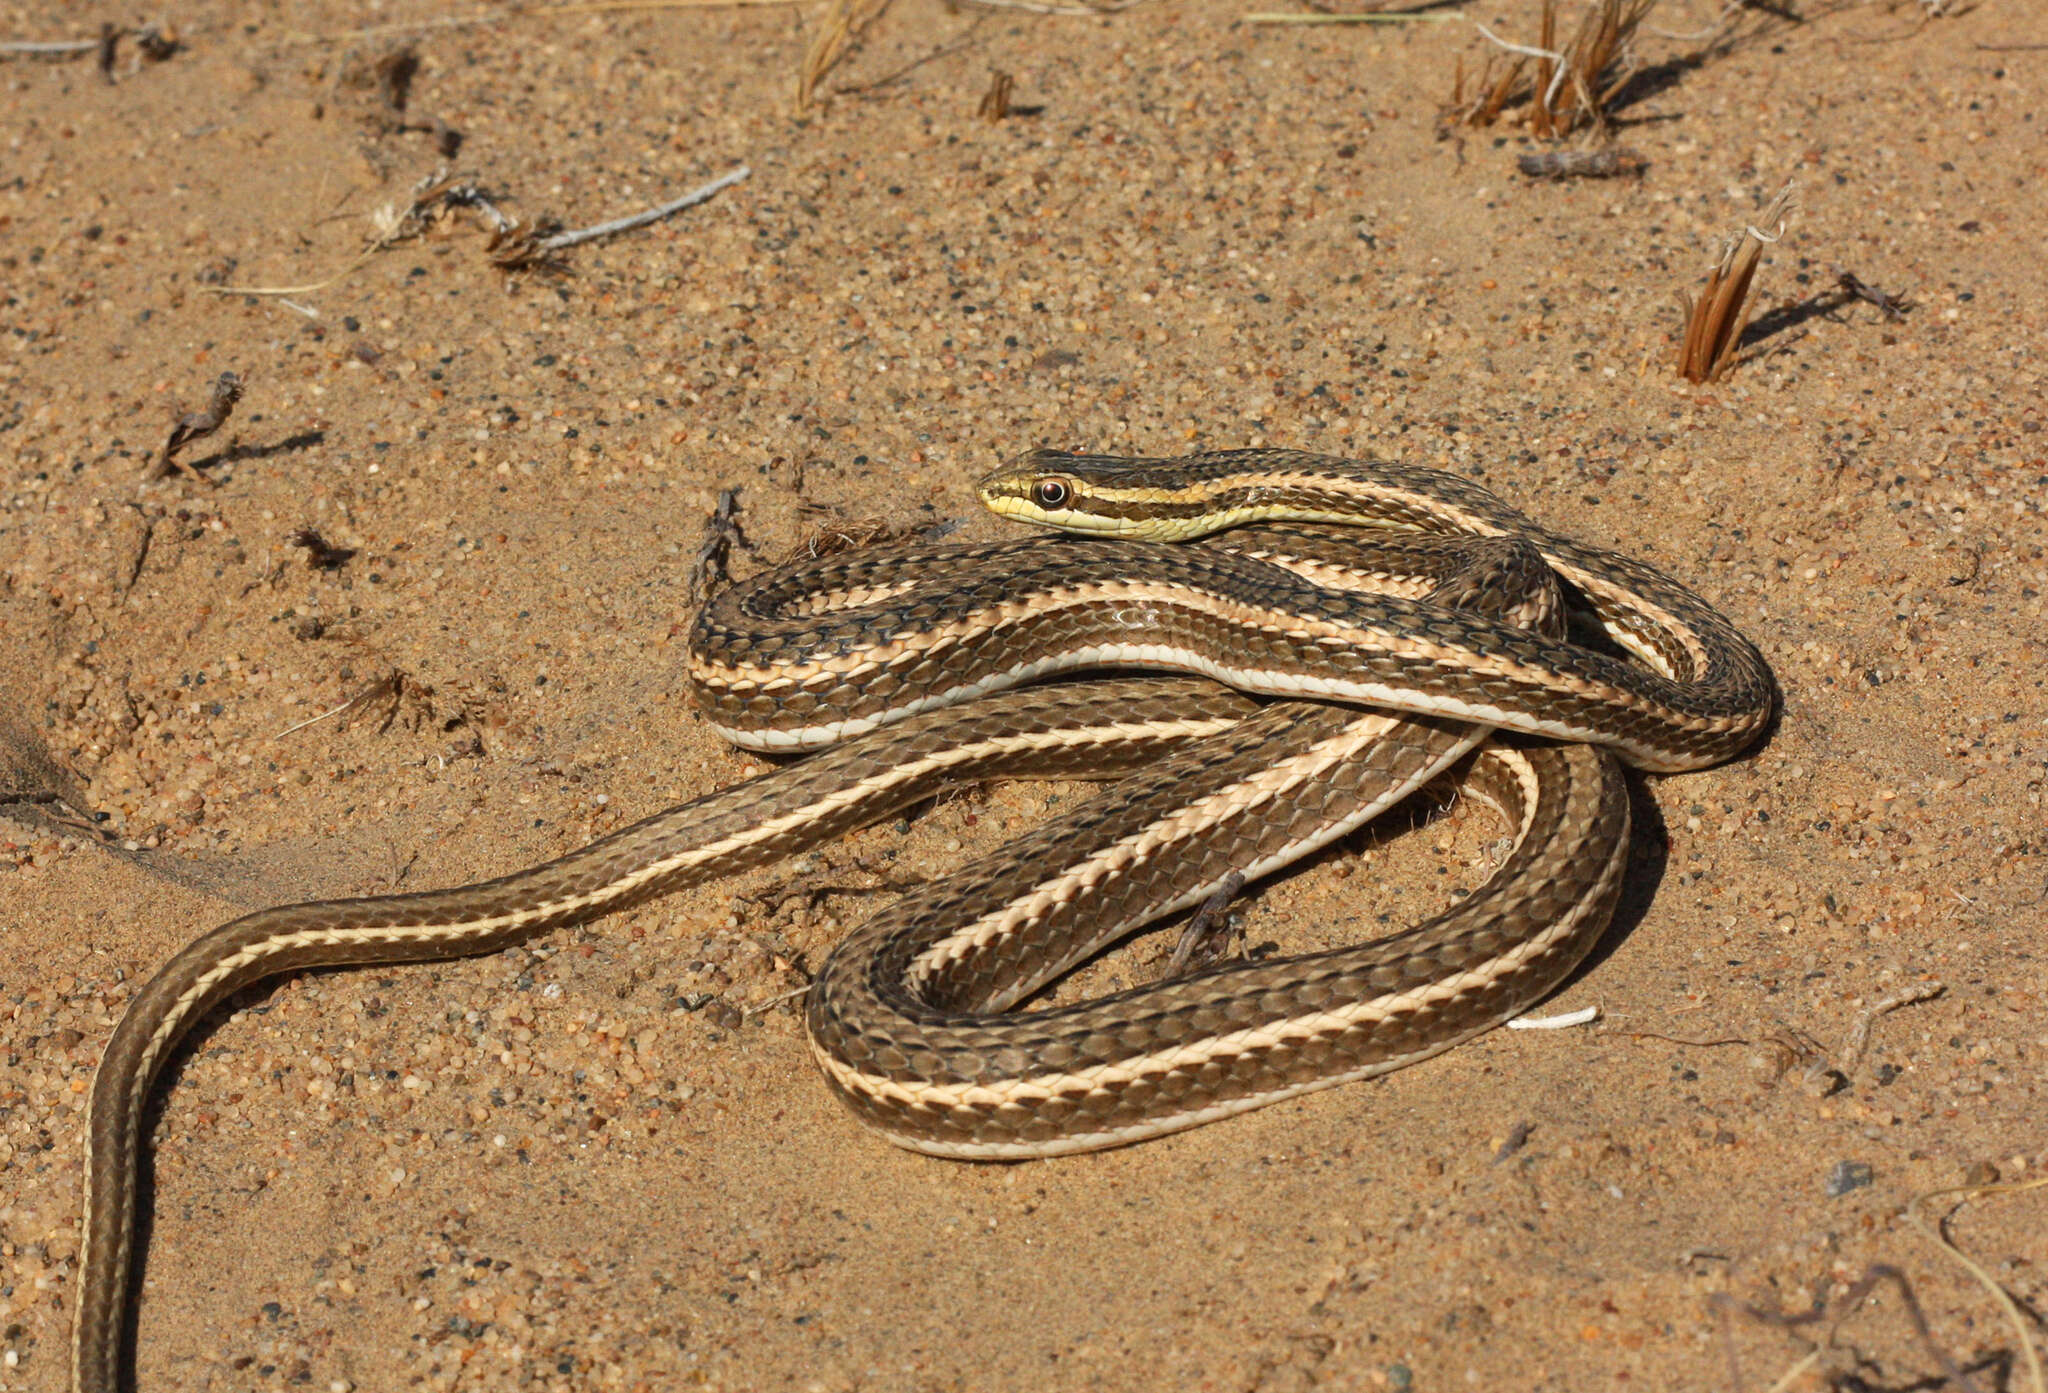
(978, 69), (1014, 122)
(796, 0), (890, 110)
(1531, 0), (1558, 139)
(1452, 0), (1657, 136)
(1675, 182), (1797, 383)
(1562, 0), (1652, 129)
(1467, 54), (1527, 125)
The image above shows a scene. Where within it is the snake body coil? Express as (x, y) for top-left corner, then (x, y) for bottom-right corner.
(71, 450), (1768, 1392)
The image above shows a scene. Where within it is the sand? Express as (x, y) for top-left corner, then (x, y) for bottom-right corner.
(2, 1), (2044, 1389)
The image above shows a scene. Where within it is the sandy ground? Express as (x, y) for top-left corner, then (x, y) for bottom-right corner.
(2, 1), (2045, 1389)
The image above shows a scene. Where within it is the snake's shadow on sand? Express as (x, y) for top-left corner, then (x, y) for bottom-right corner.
(1558, 771), (1670, 991)
(1540, 585), (1785, 992)
(1553, 688), (1783, 993)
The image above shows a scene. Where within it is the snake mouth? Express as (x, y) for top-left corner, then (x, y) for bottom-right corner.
(980, 491), (1144, 536)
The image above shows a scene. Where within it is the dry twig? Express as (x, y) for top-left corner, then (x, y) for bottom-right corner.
(1835, 981), (1942, 1075)
(210, 164), (747, 289)
(3, 21), (172, 63)
(536, 166), (750, 253)
(1164, 871), (1247, 977)
(1674, 180), (1796, 383)
(0, 36), (101, 56)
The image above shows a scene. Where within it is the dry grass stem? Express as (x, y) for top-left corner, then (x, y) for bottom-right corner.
(771, 513), (964, 572)
(1728, 1172), (2048, 1393)
(1719, 1266), (1983, 1393)
(275, 672), (418, 740)
(364, 168), (470, 244)
(291, 0), (806, 45)
(978, 69), (1014, 121)
(1905, 1174), (2048, 1393)
(1675, 180), (1796, 383)
(204, 167), (467, 296)
(960, 0), (1158, 14)
(201, 160), (744, 291)
(1244, 11), (1468, 22)
(779, 518), (903, 565)
(796, 0), (891, 110)
(1452, 0), (1657, 136)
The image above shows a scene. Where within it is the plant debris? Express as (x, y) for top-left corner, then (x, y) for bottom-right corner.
(149, 371), (245, 479)
(1450, 0), (1658, 137)
(978, 69), (1014, 121)
(1835, 267), (1910, 320)
(372, 44), (418, 118)
(797, 0), (892, 110)
(288, 528), (357, 571)
(206, 163), (746, 295)
(1675, 181), (1796, 383)
(133, 22), (177, 62)
(690, 488), (750, 603)
(1516, 145), (1646, 179)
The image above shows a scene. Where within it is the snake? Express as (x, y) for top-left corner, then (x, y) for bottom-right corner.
(69, 448), (1768, 1392)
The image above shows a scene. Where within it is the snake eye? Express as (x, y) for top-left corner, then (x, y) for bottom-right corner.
(1032, 477), (1070, 509)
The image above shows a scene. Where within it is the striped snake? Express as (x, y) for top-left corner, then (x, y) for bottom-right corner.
(71, 449), (1768, 1392)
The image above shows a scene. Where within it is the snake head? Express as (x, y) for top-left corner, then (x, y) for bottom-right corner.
(977, 449), (1149, 537)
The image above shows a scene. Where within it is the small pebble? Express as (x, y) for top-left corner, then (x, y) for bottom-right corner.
(1824, 1160), (1874, 1197)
